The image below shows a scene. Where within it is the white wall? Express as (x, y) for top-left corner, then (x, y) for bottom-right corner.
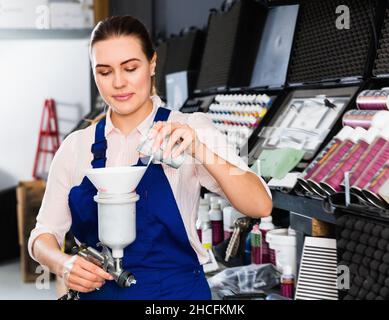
(0, 38), (91, 190)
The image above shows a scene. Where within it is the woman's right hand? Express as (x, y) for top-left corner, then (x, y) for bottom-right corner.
(61, 255), (114, 293)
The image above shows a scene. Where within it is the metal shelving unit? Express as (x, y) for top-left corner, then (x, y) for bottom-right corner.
(0, 29), (92, 40)
(271, 190), (336, 224)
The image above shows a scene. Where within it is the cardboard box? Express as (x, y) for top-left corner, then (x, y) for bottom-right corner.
(16, 180), (46, 282)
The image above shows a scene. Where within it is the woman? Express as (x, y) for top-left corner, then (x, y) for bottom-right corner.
(28, 15), (272, 300)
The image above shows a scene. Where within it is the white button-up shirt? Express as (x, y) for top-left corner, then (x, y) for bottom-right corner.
(28, 95), (271, 265)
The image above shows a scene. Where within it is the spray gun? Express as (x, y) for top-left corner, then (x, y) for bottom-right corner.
(59, 166), (148, 300)
(58, 243), (136, 300)
(74, 243), (136, 287)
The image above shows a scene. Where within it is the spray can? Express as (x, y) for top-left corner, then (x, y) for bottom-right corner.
(280, 266), (295, 299)
(250, 223), (262, 264)
(259, 216), (275, 264)
(137, 128), (186, 169)
(244, 233), (252, 265)
(209, 202), (223, 246)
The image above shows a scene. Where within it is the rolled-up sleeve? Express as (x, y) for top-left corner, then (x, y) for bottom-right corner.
(187, 112), (272, 199)
(28, 132), (76, 261)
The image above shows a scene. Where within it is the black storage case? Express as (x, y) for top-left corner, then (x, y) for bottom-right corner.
(288, 0), (383, 86)
(181, 1), (299, 161)
(327, 2), (389, 300)
(264, 1), (389, 300)
(163, 28), (205, 77)
(262, 0), (387, 198)
(154, 28), (206, 101)
(195, 0), (268, 92)
(162, 28), (206, 105)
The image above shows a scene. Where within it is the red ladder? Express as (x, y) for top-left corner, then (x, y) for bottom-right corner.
(32, 98), (60, 179)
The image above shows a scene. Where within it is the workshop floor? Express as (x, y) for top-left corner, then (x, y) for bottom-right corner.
(0, 259), (56, 300)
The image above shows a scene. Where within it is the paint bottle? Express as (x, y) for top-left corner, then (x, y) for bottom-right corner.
(196, 198), (209, 242)
(250, 223), (262, 264)
(244, 233), (252, 265)
(196, 218), (202, 242)
(218, 198), (230, 212)
(209, 202), (223, 246)
(210, 195), (222, 206)
(280, 266), (295, 299)
(200, 209), (212, 250)
(200, 197), (210, 210)
(259, 216), (275, 264)
(204, 193), (216, 204)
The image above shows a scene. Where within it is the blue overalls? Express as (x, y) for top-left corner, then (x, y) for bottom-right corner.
(68, 107), (212, 300)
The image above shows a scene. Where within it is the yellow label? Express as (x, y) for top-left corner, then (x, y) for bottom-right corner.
(202, 243), (212, 250)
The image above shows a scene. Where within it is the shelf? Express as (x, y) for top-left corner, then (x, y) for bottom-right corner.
(0, 29), (92, 40)
(271, 190), (336, 224)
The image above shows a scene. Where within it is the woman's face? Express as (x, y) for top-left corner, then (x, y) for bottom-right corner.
(91, 35), (156, 115)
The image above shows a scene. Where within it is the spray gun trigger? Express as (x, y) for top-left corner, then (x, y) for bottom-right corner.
(102, 256), (109, 271)
(97, 242), (113, 271)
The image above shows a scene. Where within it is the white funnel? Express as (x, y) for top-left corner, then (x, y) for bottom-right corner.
(85, 166), (148, 258)
(86, 166), (147, 194)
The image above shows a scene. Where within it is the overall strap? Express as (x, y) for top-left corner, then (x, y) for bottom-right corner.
(153, 106), (171, 122)
(91, 118), (107, 168)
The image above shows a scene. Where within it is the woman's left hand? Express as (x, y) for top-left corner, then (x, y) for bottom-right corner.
(149, 121), (203, 160)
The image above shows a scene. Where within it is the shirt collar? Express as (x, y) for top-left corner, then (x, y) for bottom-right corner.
(104, 95), (164, 138)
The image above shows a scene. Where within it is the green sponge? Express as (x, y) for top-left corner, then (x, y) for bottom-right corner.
(255, 148), (305, 179)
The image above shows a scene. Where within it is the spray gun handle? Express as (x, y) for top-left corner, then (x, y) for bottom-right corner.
(75, 245), (105, 268)
(59, 244), (135, 300)
(74, 244), (137, 288)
